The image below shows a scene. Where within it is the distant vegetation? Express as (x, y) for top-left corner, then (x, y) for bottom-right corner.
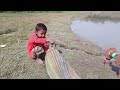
(0, 11), (63, 13)
(83, 15), (120, 23)
(81, 11), (120, 23)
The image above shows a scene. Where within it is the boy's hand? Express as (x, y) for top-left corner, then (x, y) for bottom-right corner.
(46, 38), (54, 44)
(46, 38), (55, 48)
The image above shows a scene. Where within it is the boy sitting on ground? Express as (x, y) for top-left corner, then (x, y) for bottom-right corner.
(27, 23), (54, 64)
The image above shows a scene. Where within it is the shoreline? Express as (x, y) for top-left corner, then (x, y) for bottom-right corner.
(51, 12), (117, 79)
(68, 13), (103, 55)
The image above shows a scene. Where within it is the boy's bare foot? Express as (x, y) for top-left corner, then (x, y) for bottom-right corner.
(36, 59), (44, 64)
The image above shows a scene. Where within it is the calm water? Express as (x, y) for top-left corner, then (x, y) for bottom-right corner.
(70, 18), (120, 52)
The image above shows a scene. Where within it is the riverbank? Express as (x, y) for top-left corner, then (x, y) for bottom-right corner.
(0, 11), (119, 79)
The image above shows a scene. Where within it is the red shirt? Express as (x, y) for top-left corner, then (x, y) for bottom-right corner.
(27, 33), (48, 58)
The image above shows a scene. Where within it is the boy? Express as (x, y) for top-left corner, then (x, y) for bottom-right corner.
(104, 48), (119, 65)
(103, 48), (120, 77)
(28, 23), (54, 64)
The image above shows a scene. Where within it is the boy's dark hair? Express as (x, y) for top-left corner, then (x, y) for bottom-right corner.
(35, 23), (47, 32)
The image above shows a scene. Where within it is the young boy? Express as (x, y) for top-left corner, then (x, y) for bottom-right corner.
(103, 48), (120, 77)
(28, 23), (53, 64)
(104, 48), (118, 65)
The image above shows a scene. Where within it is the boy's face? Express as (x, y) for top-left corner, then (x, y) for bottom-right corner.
(35, 29), (46, 38)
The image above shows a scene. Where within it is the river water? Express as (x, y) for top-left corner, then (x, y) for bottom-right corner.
(70, 17), (120, 52)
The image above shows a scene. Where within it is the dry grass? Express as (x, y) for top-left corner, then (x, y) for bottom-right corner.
(0, 11), (120, 79)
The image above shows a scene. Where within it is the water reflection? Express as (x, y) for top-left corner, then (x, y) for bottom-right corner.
(70, 17), (120, 52)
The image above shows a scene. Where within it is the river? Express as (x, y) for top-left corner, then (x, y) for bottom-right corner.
(70, 16), (120, 52)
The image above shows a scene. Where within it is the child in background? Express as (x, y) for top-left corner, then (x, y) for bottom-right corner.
(103, 48), (120, 77)
(104, 48), (119, 65)
(28, 23), (54, 64)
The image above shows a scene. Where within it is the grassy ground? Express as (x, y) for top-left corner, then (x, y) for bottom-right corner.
(0, 11), (119, 79)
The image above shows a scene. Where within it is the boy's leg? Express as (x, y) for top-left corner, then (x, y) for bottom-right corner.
(32, 46), (45, 64)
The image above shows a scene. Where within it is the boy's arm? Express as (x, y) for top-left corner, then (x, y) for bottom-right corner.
(33, 38), (47, 44)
